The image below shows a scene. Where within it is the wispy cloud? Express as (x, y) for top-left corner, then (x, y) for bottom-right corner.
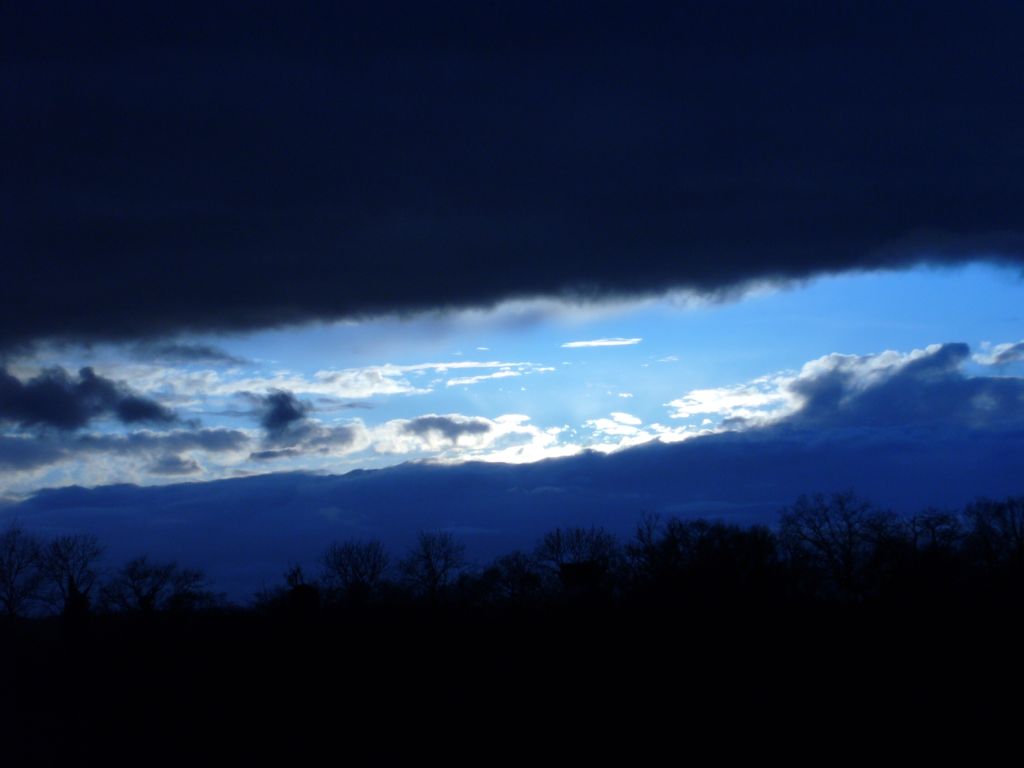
(610, 412), (642, 426)
(561, 338), (642, 349)
(447, 370), (520, 387)
(973, 340), (1024, 366)
(83, 359), (545, 403)
(128, 342), (248, 366)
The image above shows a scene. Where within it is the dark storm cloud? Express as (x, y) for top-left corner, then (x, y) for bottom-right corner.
(248, 389), (361, 460)
(3, 2), (1024, 347)
(258, 391), (309, 439)
(402, 416), (492, 443)
(129, 342), (247, 366)
(0, 428), (249, 472)
(0, 366), (176, 429)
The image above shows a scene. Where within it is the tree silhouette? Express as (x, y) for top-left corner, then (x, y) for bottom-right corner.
(629, 514), (780, 602)
(41, 533), (104, 618)
(282, 564), (321, 617)
(534, 526), (619, 597)
(480, 551), (543, 604)
(535, 526), (619, 570)
(907, 510), (963, 553)
(778, 490), (901, 600)
(399, 531), (467, 602)
(100, 556), (211, 614)
(0, 523), (44, 619)
(321, 540), (389, 603)
(963, 497), (1024, 569)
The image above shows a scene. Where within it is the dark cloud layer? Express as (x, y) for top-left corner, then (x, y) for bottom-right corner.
(249, 448), (303, 462)
(4, 2), (1024, 347)
(129, 342), (246, 366)
(147, 454), (202, 476)
(403, 416), (492, 443)
(0, 428), (249, 472)
(74, 429), (250, 455)
(0, 366), (176, 430)
(0, 436), (65, 471)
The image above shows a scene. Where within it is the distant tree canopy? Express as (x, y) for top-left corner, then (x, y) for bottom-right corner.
(398, 531), (468, 601)
(100, 556), (214, 614)
(629, 513), (781, 603)
(321, 540), (390, 603)
(779, 491), (902, 600)
(964, 497), (1024, 569)
(42, 533), (103, 617)
(534, 526), (620, 597)
(4, 492), (1024, 620)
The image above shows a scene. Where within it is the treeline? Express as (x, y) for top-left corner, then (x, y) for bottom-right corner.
(3, 490), (1022, 622)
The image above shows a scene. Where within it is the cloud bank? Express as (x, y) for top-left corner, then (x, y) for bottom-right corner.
(4, 342), (1023, 486)
(0, 428), (249, 472)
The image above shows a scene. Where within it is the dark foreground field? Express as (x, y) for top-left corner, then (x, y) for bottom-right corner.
(4, 600), (1022, 765)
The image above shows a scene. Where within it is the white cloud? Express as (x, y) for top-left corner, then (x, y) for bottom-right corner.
(617, 392), (633, 398)
(581, 414), (697, 453)
(665, 374), (795, 423)
(561, 338), (642, 348)
(657, 355), (679, 363)
(579, 406), (722, 454)
(472, 417), (583, 464)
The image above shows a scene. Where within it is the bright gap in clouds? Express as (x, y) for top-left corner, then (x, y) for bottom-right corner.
(1, 263), (1022, 495)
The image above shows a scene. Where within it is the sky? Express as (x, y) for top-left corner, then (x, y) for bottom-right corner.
(2, 262), (1022, 496)
(3, 3), (1024, 584)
